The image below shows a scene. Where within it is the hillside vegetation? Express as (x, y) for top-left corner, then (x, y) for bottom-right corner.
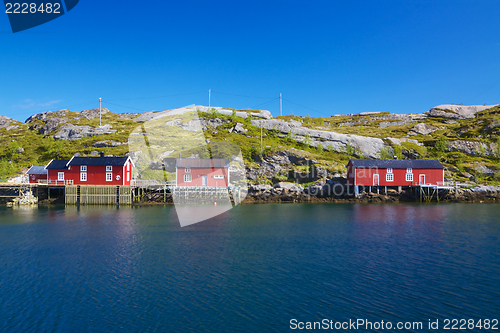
(0, 104), (499, 185)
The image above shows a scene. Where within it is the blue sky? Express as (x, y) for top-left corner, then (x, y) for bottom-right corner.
(1, 0), (500, 121)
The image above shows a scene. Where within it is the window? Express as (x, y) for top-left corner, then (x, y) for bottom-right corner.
(407, 168), (412, 174)
(214, 175), (224, 179)
(387, 168), (393, 174)
(80, 165), (87, 172)
(386, 174), (394, 182)
(185, 167), (191, 173)
(106, 166), (113, 172)
(126, 163), (130, 171)
(106, 173), (113, 182)
(58, 172), (64, 181)
(184, 174), (192, 182)
(406, 173), (413, 182)
(80, 172), (87, 181)
(126, 173), (130, 182)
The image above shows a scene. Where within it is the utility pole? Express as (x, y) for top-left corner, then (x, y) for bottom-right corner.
(209, 89), (211, 107)
(280, 93), (282, 116)
(99, 97), (102, 127)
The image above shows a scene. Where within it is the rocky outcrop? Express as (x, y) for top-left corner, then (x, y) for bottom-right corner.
(130, 106), (272, 123)
(386, 137), (423, 146)
(92, 140), (127, 148)
(53, 124), (116, 140)
(429, 104), (498, 119)
(0, 115), (21, 129)
(252, 119), (387, 158)
(229, 122), (247, 133)
(409, 123), (438, 135)
(35, 118), (67, 134)
(448, 140), (498, 157)
(81, 108), (111, 119)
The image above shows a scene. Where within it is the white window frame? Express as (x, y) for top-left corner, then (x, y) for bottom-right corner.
(406, 173), (413, 182)
(407, 168), (412, 174)
(185, 167), (191, 173)
(58, 172), (65, 181)
(387, 168), (393, 174)
(386, 173), (394, 182)
(126, 172), (130, 182)
(80, 165), (87, 172)
(126, 163), (130, 171)
(106, 173), (113, 182)
(184, 174), (192, 182)
(80, 172), (87, 181)
(106, 165), (113, 172)
(214, 175), (224, 179)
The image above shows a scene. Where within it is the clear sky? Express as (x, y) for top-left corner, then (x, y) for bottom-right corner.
(1, 0), (500, 121)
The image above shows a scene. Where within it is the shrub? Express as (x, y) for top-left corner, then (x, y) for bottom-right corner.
(435, 136), (449, 153)
(493, 171), (500, 182)
(379, 147), (393, 159)
(303, 134), (312, 146)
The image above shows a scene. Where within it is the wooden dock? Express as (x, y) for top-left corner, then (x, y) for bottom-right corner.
(65, 185), (132, 205)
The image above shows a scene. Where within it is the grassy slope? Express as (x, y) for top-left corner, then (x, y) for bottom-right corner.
(0, 107), (499, 184)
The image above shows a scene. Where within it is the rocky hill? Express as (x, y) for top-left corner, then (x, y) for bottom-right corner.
(0, 104), (499, 186)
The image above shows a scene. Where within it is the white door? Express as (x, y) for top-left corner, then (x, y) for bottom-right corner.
(419, 174), (425, 185)
(373, 174), (379, 186)
(202, 175), (208, 186)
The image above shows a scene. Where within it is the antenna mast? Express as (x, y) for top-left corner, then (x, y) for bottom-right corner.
(99, 97), (102, 127)
(280, 93), (282, 116)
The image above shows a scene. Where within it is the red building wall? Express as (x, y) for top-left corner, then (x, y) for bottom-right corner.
(176, 167), (229, 187)
(352, 166), (443, 186)
(28, 174), (47, 184)
(47, 161), (133, 186)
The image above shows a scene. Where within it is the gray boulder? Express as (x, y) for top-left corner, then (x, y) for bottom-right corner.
(232, 123), (247, 133)
(410, 123), (438, 135)
(274, 182), (303, 192)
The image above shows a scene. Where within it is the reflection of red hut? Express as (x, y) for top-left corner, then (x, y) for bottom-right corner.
(26, 166), (48, 184)
(175, 158), (230, 188)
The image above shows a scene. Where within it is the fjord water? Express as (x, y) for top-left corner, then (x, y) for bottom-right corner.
(0, 204), (499, 332)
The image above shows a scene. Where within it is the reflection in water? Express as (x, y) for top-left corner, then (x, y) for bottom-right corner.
(0, 204), (498, 332)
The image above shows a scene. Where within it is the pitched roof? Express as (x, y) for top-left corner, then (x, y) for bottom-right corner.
(349, 159), (444, 169)
(175, 158), (230, 168)
(67, 156), (130, 167)
(46, 160), (70, 169)
(26, 166), (48, 175)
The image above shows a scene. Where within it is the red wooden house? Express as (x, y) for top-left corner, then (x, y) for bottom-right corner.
(45, 156), (134, 186)
(346, 159), (444, 193)
(174, 158), (230, 187)
(26, 166), (48, 184)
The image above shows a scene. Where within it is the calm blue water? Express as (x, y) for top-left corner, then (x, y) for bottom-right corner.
(0, 204), (499, 332)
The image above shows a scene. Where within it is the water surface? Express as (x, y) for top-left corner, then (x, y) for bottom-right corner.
(0, 204), (499, 332)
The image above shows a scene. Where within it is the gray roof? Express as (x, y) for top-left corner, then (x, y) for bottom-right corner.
(27, 166), (48, 175)
(46, 160), (70, 170)
(67, 156), (129, 167)
(175, 158), (230, 168)
(349, 159), (444, 169)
